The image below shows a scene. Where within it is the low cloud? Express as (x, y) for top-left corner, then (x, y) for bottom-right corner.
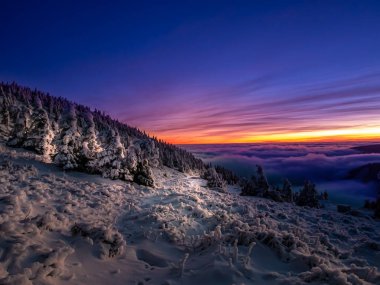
(184, 143), (380, 185)
(184, 143), (380, 205)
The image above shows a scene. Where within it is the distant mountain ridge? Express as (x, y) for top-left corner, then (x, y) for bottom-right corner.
(352, 144), (380, 154)
(347, 163), (380, 183)
(349, 144), (380, 183)
(0, 82), (209, 186)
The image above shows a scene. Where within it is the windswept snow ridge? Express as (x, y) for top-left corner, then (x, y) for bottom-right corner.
(0, 145), (379, 285)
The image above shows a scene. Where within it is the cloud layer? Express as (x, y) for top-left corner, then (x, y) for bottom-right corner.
(183, 142), (380, 206)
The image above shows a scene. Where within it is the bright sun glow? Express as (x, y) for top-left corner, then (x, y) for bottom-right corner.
(242, 127), (380, 143)
(161, 127), (380, 144)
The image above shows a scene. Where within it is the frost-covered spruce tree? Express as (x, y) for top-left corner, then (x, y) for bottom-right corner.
(23, 96), (55, 159)
(133, 159), (154, 187)
(242, 165), (270, 197)
(281, 179), (293, 202)
(0, 104), (11, 137)
(215, 165), (239, 184)
(240, 175), (258, 196)
(80, 109), (102, 162)
(95, 130), (127, 179)
(54, 103), (82, 170)
(296, 180), (320, 208)
(203, 166), (227, 192)
(256, 165), (270, 196)
(124, 144), (138, 176)
(0, 88), (12, 138)
(139, 140), (159, 167)
(6, 105), (30, 147)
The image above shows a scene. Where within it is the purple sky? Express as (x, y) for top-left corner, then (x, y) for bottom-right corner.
(1, 1), (380, 143)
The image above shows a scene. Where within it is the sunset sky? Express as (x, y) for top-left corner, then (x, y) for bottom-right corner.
(1, 0), (380, 144)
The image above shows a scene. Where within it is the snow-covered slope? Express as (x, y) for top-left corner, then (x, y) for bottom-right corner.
(1, 145), (379, 285)
(0, 83), (208, 186)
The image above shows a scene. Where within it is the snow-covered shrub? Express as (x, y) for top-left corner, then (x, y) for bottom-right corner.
(71, 223), (126, 259)
(33, 211), (68, 232)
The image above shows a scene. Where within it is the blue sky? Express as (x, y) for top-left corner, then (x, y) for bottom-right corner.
(1, 0), (380, 143)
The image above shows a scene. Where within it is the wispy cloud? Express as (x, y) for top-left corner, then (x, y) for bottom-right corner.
(112, 71), (380, 143)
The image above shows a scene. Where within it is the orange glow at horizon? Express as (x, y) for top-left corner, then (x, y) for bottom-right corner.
(155, 126), (380, 145)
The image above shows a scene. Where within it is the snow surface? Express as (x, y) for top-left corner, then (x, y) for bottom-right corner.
(0, 144), (380, 285)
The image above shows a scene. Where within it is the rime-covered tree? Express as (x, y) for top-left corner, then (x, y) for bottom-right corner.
(23, 96), (55, 159)
(0, 89), (12, 137)
(240, 175), (258, 196)
(6, 105), (30, 147)
(281, 179), (293, 202)
(296, 180), (320, 208)
(0, 105), (10, 136)
(53, 103), (82, 169)
(203, 167), (227, 192)
(81, 109), (102, 160)
(241, 165), (270, 197)
(256, 165), (270, 195)
(133, 159), (154, 187)
(91, 130), (129, 180)
(214, 165), (239, 184)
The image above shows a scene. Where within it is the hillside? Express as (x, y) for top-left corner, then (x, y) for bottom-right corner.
(0, 83), (210, 186)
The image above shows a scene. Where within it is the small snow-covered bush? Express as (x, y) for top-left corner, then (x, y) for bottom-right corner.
(71, 223), (126, 259)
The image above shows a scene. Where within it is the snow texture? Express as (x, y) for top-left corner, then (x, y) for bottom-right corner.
(0, 145), (379, 285)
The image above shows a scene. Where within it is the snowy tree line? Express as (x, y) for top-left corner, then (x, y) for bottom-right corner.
(1, 82), (230, 187)
(240, 165), (328, 208)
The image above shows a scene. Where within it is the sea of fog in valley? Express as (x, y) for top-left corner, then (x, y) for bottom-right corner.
(183, 142), (380, 207)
